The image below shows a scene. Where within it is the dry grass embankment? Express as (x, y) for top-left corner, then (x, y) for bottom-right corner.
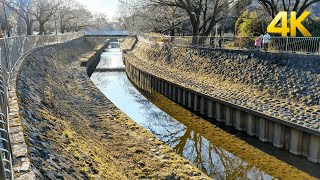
(16, 38), (210, 179)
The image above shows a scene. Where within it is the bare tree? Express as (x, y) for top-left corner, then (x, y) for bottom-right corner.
(116, 0), (145, 31)
(4, 0), (100, 35)
(30, 0), (63, 35)
(117, 0), (188, 35)
(0, 1), (10, 37)
(142, 5), (188, 35)
(146, 0), (235, 36)
(6, 0), (36, 35)
(92, 13), (113, 29)
(57, 0), (85, 33)
(221, 0), (253, 34)
(257, 0), (320, 18)
(72, 7), (92, 31)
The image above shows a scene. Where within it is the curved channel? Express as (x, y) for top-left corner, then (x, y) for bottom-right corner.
(90, 48), (318, 179)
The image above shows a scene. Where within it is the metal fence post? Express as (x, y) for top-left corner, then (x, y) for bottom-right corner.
(318, 40), (320, 55)
(0, 35), (12, 180)
(147, 35), (320, 56)
(285, 36), (289, 52)
(0, 47), (6, 180)
(0, 32), (85, 180)
(214, 35), (217, 49)
(0, 151), (6, 179)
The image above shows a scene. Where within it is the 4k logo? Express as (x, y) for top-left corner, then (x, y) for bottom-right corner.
(267, 11), (312, 37)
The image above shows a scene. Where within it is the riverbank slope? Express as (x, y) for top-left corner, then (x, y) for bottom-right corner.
(14, 38), (209, 179)
(122, 37), (320, 179)
(122, 38), (319, 132)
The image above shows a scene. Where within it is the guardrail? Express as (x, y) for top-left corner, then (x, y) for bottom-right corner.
(141, 35), (320, 55)
(0, 31), (84, 180)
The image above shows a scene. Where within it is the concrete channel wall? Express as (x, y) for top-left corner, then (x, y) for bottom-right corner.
(124, 59), (320, 164)
(83, 43), (108, 77)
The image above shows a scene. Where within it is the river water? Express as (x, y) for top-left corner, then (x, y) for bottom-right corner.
(91, 48), (273, 179)
(90, 48), (318, 180)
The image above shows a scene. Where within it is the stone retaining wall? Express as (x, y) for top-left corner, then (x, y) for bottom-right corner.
(9, 51), (35, 180)
(9, 37), (209, 179)
(123, 39), (320, 163)
(8, 37), (106, 179)
(125, 55), (320, 164)
(134, 41), (320, 106)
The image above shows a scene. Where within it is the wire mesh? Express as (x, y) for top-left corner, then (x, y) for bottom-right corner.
(0, 31), (84, 180)
(141, 35), (320, 55)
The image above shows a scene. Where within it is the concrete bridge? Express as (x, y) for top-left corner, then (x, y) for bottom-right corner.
(0, 32), (319, 179)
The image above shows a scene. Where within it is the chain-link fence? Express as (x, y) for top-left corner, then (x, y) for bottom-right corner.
(0, 32), (84, 180)
(141, 35), (320, 55)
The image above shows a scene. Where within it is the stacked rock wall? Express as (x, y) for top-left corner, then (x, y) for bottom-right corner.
(10, 37), (209, 179)
(123, 38), (320, 163)
(9, 37), (103, 179)
(130, 40), (320, 107)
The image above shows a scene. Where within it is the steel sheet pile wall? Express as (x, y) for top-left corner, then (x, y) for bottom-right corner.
(125, 59), (320, 164)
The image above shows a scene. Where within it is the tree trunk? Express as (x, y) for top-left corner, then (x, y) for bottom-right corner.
(26, 22), (33, 35)
(17, 16), (22, 35)
(203, 17), (217, 36)
(39, 22), (45, 35)
(60, 18), (64, 33)
(61, 25), (66, 33)
(170, 25), (175, 42)
(170, 23), (175, 36)
(192, 23), (200, 45)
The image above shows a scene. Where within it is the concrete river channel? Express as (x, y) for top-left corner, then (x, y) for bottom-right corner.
(90, 48), (320, 179)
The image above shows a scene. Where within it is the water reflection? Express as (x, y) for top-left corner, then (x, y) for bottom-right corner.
(90, 50), (273, 179)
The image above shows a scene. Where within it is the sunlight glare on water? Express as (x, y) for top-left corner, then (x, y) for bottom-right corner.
(96, 48), (124, 70)
(90, 49), (273, 180)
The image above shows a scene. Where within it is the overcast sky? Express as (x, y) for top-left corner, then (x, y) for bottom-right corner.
(77, 0), (119, 20)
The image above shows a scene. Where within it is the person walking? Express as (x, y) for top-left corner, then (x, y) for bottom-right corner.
(255, 34), (263, 50)
(263, 32), (271, 51)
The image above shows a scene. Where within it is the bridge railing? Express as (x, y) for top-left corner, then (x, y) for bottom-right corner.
(141, 35), (320, 55)
(0, 31), (84, 180)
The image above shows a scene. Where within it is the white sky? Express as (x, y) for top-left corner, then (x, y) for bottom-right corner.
(76, 0), (119, 20)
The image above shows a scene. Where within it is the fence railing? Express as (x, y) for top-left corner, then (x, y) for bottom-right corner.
(0, 31), (84, 180)
(141, 35), (320, 55)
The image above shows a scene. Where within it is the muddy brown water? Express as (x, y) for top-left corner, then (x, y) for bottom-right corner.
(90, 49), (319, 180)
